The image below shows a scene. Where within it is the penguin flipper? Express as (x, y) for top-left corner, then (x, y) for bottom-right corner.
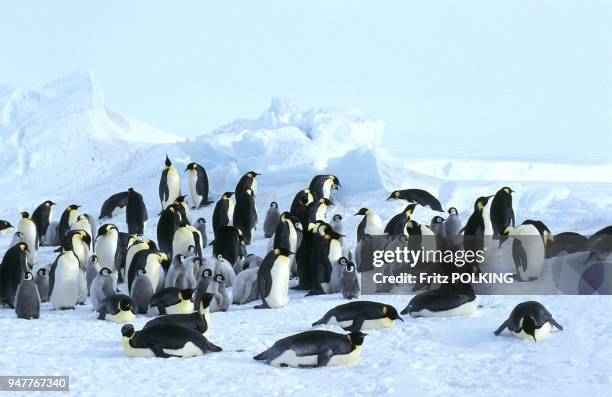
(494, 319), (509, 335)
(316, 348), (334, 367)
(549, 318), (564, 331)
(151, 344), (173, 358)
(346, 315), (366, 332)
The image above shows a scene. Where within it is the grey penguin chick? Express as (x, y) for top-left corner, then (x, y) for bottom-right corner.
(10, 231), (24, 246)
(329, 256), (346, 294)
(209, 273), (231, 313)
(195, 218), (208, 248)
(232, 266), (259, 305)
(214, 255), (235, 287)
(331, 214), (343, 235)
(130, 268), (154, 314)
(165, 254), (197, 290)
(340, 257), (360, 300)
(90, 267), (117, 312)
(15, 271), (41, 319)
(263, 202), (281, 238)
(34, 267), (50, 303)
(86, 255), (101, 296)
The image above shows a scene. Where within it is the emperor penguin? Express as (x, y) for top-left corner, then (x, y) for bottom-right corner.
(233, 267), (260, 305)
(98, 191), (129, 220)
(120, 323), (222, 358)
(494, 301), (563, 341)
(213, 255), (236, 288)
(386, 188), (444, 212)
(174, 195), (192, 225)
(329, 256), (347, 294)
(97, 294), (136, 323)
(127, 251), (169, 293)
(195, 218), (208, 248)
(34, 267), (50, 302)
(208, 273), (231, 313)
(159, 154), (181, 210)
(212, 192), (235, 236)
(15, 271), (41, 319)
(126, 188), (148, 236)
(17, 212), (38, 267)
(185, 162), (213, 208)
(355, 208), (384, 243)
(401, 284), (477, 318)
(255, 248), (293, 309)
(331, 214), (343, 235)
(58, 204), (81, 241)
(0, 242), (29, 308)
(70, 215), (94, 244)
(429, 215), (447, 249)
(144, 292), (217, 339)
(0, 220), (14, 236)
(50, 250), (80, 310)
(233, 188), (257, 245)
(309, 228), (343, 295)
(172, 224), (203, 258)
(444, 207), (462, 236)
(149, 287), (194, 315)
(212, 226), (246, 267)
(501, 220), (554, 281)
(86, 255), (101, 295)
(309, 175), (341, 200)
(384, 204), (417, 236)
(131, 268), (154, 314)
(61, 230), (92, 269)
(235, 171), (260, 199)
(165, 254), (197, 290)
(253, 330), (365, 368)
(490, 186), (516, 238)
(263, 202), (281, 238)
(273, 212), (298, 262)
(459, 195), (493, 262)
(90, 267), (117, 312)
(307, 198), (334, 224)
(290, 188), (314, 229)
(157, 204), (182, 254)
(313, 301), (403, 331)
(340, 257), (360, 299)
(95, 224), (119, 271)
(125, 239), (156, 283)
(31, 200), (55, 244)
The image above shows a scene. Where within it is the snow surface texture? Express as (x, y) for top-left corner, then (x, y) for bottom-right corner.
(0, 71), (611, 396)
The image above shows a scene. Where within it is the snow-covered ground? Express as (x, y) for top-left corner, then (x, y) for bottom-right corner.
(0, 71), (611, 396)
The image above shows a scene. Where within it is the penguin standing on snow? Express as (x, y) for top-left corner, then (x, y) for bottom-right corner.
(212, 192), (235, 237)
(290, 189), (314, 229)
(309, 175), (341, 200)
(253, 330), (365, 368)
(235, 171), (260, 199)
(309, 228), (343, 295)
(273, 212), (298, 256)
(444, 207), (462, 236)
(157, 204), (182, 254)
(86, 255), (101, 295)
(98, 192), (129, 220)
(501, 219), (553, 281)
(459, 196), (493, 272)
(131, 269), (154, 314)
(90, 267), (117, 312)
(490, 186), (516, 238)
(212, 226), (245, 267)
(174, 195), (192, 225)
(494, 301), (563, 341)
(58, 204), (81, 241)
(31, 200), (55, 244)
(120, 323), (222, 358)
(387, 189), (444, 212)
(159, 155), (181, 211)
(17, 212), (38, 267)
(195, 218), (208, 248)
(0, 220), (14, 236)
(384, 204), (417, 236)
(256, 248), (292, 309)
(34, 267), (50, 302)
(126, 188), (148, 236)
(0, 243), (29, 308)
(15, 271), (41, 319)
(233, 189), (257, 245)
(95, 224), (119, 271)
(127, 251), (169, 293)
(50, 250), (80, 310)
(355, 208), (384, 243)
(340, 257), (360, 300)
(185, 162), (213, 209)
(263, 202), (280, 238)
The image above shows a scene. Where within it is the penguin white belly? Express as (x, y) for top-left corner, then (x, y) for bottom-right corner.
(511, 225), (545, 280)
(322, 179), (333, 200)
(227, 200), (235, 226)
(327, 346), (361, 366)
(315, 205), (327, 221)
(364, 215), (384, 236)
(327, 316), (354, 328)
(288, 222), (297, 252)
(51, 258), (79, 309)
(96, 234), (118, 270)
(68, 211), (80, 227)
(361, 317), (395, 330)
(72, 242), (89, 269)
(71, 220), (92, 237)
(107, 310), (136, 324)
(328, 239), (342, 264)
(122, 339), (156, 358)
(145, 259), (161, 291)
(163, 341), (204, 358)
(111, 206), (125, 218)
(271, 346), (361, 367)
(18, 220), (38, 262)
(409, 299), (478, 318)
(165, 168), (181, 208)
(166, 300), (194, 314)
(173, 229), (195, 257)
(511, 321), (553, 341)
(266, 258), (290, 308)
(188, 171), (202, 207)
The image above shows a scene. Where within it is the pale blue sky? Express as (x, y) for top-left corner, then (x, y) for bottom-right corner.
(1, 1), (610, 160)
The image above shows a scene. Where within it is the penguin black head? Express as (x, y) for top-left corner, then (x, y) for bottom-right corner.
(324, 230), (344, 240)
(68, 204), (81, 210)
(213, 274), (225, 284)
(158, 253), (170, 270)
(174, 254), (186, 264)
(20, 211), (30, 218)
(44, 200), (56, 207)
(0, 220), (13, 229)
(37, 268), (48, 277)
(164, 155), (172, 167)
(320, 198), (334, 207)
(270, 202), (278, 208)
(100, 267), (112, 276)
(355, 208), (369, 216)
(345, 261), (356, 272)
(432, 216), (445, 224)
(474, 196), (493, 212)
(121, 324), (135, 338)
(246, 171), (260, 178)
(197, 218), (206, 225)
(98, 224), (118, 236)
(199, 292), (215, 310)
(501, 186), (514, 194)
(17, 242), (29, 253)
(202, 268), (213, 279)
(347, 332), (367, 346)
(383, 305), (404, 321)
(338, 257), (349, 266)
(185, 162), (197, 171)
(223, 192), (234, 199)
(448, 207), (458, 215)
(128, 187), (135, 193)
(521, 316), (538, 341)
(119, 298), (132, 312)
(273, 248), (294, 257)
(175, 195), (188, 204)
(179, 288), (194, 300)
(77, 231), (92, 247)
(137, 268), (146, 276)
(387, 190), (401, 200)
(89, 255), (98, 264)
(23, 271), (33, 281)
(333, 214), (343, 221)
(192, 257), (202, 267)
(331, 175), (341, 188)
(146, 240), (158, 250)
(404, 204), (418, 217)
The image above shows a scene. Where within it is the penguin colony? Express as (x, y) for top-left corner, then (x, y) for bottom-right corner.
(1, 154), (607, 365)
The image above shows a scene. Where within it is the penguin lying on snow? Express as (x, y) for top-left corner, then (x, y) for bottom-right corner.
(254, 330), (365, 368)
(144, 292), (216, 338)
(313, 301), (403, 332)
(494, 301), (563, 341)
(401, 284), (477, 318)
(97, 294), (136, 323)
(149, 287), (194, 315)
(121, 323), (222, 358)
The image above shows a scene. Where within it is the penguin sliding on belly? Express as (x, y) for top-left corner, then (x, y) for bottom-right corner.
(144, 292), (216, 339)
(313, 301), (403, 331)
(97, 294), (136, 323)
(494, 301), (563, 341)
(121, 323), (222, 358)
(401, 284), (477, 318)
(253, 330), (365, 368)
(149, 287), (194, 315)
